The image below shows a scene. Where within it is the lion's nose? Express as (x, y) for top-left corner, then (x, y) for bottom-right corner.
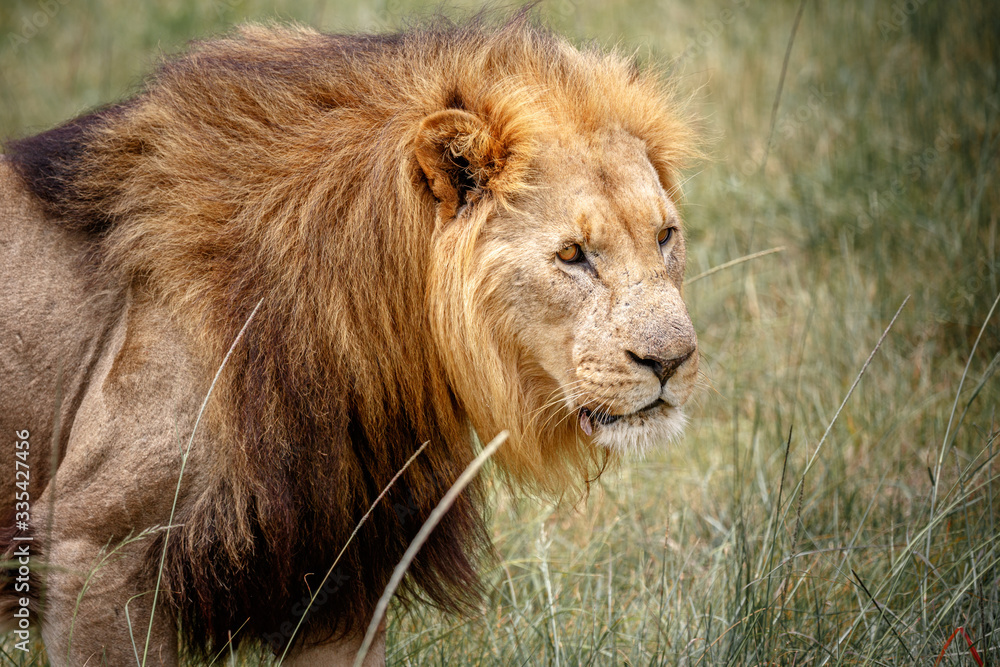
(627, 348), (695, 383)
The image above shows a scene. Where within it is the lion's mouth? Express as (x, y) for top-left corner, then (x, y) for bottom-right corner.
(578, 398), (666, 436)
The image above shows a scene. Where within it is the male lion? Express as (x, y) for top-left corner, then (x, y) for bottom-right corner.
(0, 12), (698, 665)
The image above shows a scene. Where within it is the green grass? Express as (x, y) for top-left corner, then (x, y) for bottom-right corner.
(2, 0), (999, 664)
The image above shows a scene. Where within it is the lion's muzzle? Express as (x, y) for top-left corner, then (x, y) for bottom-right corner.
(570, 278), (698, 452)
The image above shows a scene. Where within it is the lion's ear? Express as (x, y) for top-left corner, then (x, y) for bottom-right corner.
(415, 109), (505, 221)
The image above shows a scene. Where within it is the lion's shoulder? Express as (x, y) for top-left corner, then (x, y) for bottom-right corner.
(0, 158), (125, 501)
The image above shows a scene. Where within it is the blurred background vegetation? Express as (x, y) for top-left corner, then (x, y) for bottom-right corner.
(2, 0), (998, 664)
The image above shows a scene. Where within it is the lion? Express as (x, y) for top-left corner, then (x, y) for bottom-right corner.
(0, 12), (699, 665)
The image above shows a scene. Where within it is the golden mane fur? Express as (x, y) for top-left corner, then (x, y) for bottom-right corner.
(4, 10), (696, 654)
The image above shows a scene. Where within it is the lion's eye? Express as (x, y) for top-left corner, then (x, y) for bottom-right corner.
(657, 227), (675, 246)
(557, 244), (583, 263)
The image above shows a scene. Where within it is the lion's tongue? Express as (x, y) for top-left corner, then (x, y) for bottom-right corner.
(578, 408), (594, 436)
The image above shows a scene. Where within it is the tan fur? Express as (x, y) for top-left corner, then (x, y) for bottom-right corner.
(1, 12), (698, 663)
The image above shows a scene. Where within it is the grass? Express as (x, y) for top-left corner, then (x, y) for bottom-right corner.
(2, 0), (999, 664)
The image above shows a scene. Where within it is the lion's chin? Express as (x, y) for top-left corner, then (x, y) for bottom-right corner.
(591, 405), (688, 457)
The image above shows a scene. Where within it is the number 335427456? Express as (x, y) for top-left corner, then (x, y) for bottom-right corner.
(14, 430), (30, 518)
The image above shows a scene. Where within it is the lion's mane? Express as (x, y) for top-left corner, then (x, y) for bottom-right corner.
(5, 11), (695, 653)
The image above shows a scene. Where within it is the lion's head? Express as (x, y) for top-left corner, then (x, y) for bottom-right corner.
(415, 74), (699, 490)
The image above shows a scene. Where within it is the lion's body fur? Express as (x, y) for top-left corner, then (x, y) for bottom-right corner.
(1, 12), (697, 662)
